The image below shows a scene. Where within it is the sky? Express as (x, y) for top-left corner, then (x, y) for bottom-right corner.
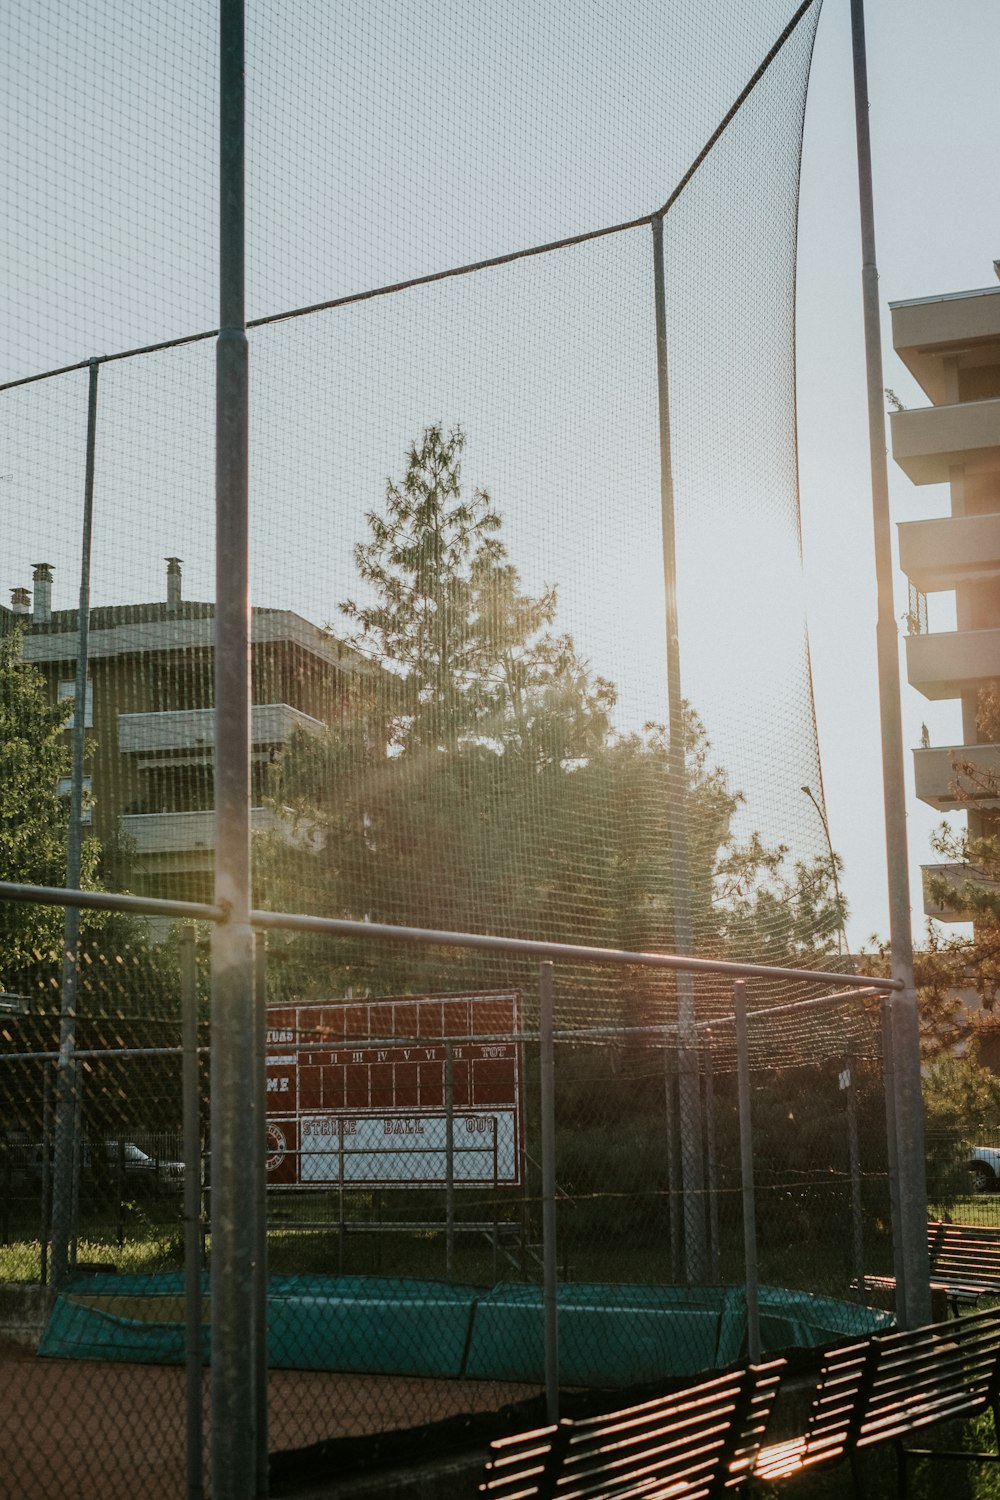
(2, 0), (998, 952)
(796, 0), (1000, 945)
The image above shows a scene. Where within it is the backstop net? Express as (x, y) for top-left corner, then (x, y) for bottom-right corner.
(0, 0), (915, 1493)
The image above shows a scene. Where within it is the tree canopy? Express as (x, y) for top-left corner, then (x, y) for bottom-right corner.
(261, 425), (847, 1006)
(0, 627), (87, 988)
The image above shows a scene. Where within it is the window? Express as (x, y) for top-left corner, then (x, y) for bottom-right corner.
(56, 776), (93, 824)
(58, 678), (93, 728)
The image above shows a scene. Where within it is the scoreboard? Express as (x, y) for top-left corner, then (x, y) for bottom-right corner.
(265, 991), (522, 1188)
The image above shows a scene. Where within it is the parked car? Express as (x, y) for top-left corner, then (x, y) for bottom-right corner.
(968, 1145), (1000, 1193)
(25, 1139), (184, 1192)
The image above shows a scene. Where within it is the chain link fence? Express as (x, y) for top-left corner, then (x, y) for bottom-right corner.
(0, 0), (933, 1495)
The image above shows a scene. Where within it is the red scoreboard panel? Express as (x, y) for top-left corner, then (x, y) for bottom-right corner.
(265, 991), (522, 1189)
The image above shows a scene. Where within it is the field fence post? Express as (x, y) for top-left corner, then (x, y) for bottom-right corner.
(211, 0), (256, 1488)
(734, 981), (761, 1363)
(843, 1053), (865, 1301)
(445, 1041), (455, 1280)
(703, 1035), (720, 1281)
(51, 357), (101, 1289)
(492, 1117), (499, 1285)
(539, 962), (559, 1422)
(181, 924), (204, 1499)
(652, 213), (706, 1282)
(253, 934), (269, 1497)
(850, 0), (930, 1328)
(880, 999), (904, 1312)
(338, 1121), (345, 1275)
(40, 1066), (53, 1285)
(664, 1047), (681, 1284)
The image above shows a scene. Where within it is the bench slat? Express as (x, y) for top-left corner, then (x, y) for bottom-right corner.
(481, 1362), (784, 1500)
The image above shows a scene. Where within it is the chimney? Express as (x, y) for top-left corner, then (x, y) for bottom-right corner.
(166, 556), (182, 610)
(10, 587), (31, 616)
(31, 563), (53, 625)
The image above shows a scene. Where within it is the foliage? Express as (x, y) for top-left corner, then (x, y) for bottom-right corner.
(260, 425), (847, 1002)
(0, 625), (183, 1017)
(0, 627), (98, 987)
(922, 1047), (1000, 1143)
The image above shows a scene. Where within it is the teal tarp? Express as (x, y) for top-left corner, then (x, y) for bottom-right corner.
(40, 1273), (893, 1385)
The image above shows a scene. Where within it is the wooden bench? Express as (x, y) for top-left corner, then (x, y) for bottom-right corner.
(755, 1306), (1000, 1496)
(862, 1219), (1000, 1316)
(479, 1359), (785, 1500)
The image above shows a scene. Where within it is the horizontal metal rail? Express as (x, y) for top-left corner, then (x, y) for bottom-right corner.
(0, 2), (818, 395)
(0, 880), (901, 991)
(0, 881), (221, 923)
(0, 1046), (209, 1063)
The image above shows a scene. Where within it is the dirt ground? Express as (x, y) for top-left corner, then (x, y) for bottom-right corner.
(0, 1338), (536, 1499)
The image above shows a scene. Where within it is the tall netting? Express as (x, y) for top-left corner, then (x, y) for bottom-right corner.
(0, 1), (918, 1496)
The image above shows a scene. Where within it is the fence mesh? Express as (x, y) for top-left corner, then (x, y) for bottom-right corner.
(0, 0), (924, 1495)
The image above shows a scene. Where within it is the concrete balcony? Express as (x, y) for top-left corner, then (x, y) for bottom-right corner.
(913, 744), (1000, 810)
(898, 513), (1000, 594)
(923, 863), (1000, 923)
(122, 807), (272, 857)
(121, 806), (320, 874)
(890, 397), (1000, 485)
(118, 703), (323, 757)
(891, 286), (1000, 403)
(905, 627), (1000, 700)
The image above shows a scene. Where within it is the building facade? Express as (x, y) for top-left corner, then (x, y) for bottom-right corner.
(2, 559), (363, 904)
(890, 277), (1000, 920)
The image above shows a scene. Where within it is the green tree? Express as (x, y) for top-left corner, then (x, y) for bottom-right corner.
(261, 426), (846, 1002)
(0, 626), (178, 1018)
(0, 627), (94, 988)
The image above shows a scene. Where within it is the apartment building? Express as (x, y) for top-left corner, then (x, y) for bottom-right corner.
(2, 559), (362, 903)
(890, 274), (1000, 920)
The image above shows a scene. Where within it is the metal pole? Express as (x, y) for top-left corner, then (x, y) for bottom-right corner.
(703, 1038), (721, 1281)
(253, 935), (269, 1498)
(664, 1050), (681, 1284)
(338, 1124), (345, 1276)
(734, 981), (761, 1364)
(445, 1042), (455, 1281)
(181, 927), (204, 1500)
(844, 1055), (865, 1301)
(51, 357), (99, 1288)
(880, 998), (904, 1314)
(40, 1068), (52, 1286)
(652, 214), (706, 1283)
(492, 1119), (499, 1286)
(539, 963), (559, 1422)
(849, 0), (930, 1328)
(212, 0), (256, 1491)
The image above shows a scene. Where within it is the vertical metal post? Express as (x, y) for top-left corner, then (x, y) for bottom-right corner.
(212, 0), (256, 1492)
(703, 1037), (721, 1281)
(181, 926), (204, 1500)
(539, 963), (559, 1423)
(51, 358), (100, 1288)
(70, 1081), (82, 1271)
(253, 935), (269, 1498)
(664, 1049), (681, 1284)
(880, 998), (904, 1313)
(338, 1125), (345, 1276)
(652, 215), (706, 1283)
(849, 0), (930, 1329)
(492, 1120), (499, 1287)
(844, 1056), (865, 1301)
(734, 981), (761, 1364)
(116, 1139), (125, 1250)
(40, 1068), (52, 1286)
(445, 1042), (455, 1281)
